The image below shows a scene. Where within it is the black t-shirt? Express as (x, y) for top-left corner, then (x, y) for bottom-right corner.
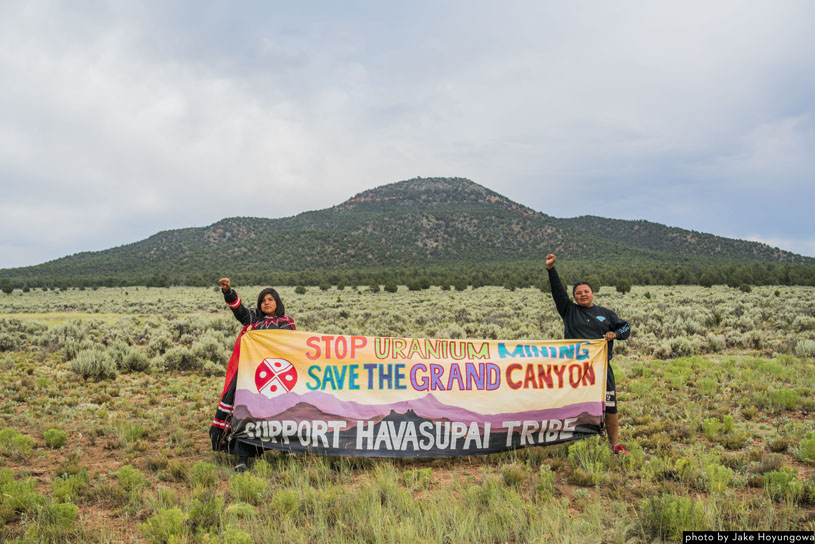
(548, 267), (630, 361)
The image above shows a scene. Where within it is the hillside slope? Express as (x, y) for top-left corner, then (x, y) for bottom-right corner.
(0, 177), (810, 287)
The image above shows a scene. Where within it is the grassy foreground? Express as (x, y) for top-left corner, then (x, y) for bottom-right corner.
(0, 285), (814, 543)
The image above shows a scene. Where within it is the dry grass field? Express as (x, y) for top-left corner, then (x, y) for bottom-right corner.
(1, 284), (814, 542)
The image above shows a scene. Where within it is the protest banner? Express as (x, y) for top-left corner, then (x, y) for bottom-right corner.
(227, 330), (608, 457)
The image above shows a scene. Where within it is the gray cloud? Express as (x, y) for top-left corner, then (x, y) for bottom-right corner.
(0, 1), (812, 268)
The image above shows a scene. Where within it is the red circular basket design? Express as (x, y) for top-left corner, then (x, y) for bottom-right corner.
(254, 358), (298, 399)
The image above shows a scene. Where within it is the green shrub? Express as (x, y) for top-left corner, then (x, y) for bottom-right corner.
(121, 424), (148, 443)
(719, 433), (749, 450)
(768, 389), (799, 411)
(0, 469), (45, 522)
(0, 428), (35, 458)
(43, 428), (68, 449)
(139, 507), (186, 544)
(52, 471), (90, 502)
(754, 453), (784, 475)
(146, 333), (173, 357)
(70, 349), (117, 379)
(188, 491), (223, 529)
(568, 467), (598, 487)
(567, 436), (609, 486)
(763, 467), (803, 502)
(202, 361), (226, 376)
(161, 346), (198, 371)
(191, 461), (218, 488)
(156, 486), (179, 508)
(26, 502), (78, 542)
(795, 339), (815, 358)
(270, 489), (299, 515)
(701, 418), (721, 439)
(768, 437), (793, 453)
(500, 464), (528, 488)
(166, 460), (190, 482)
(705, 463), (733, 493)
(401, 467), (433, 490)
(121, 347), (150, 372)
(191, 334), (227, 365)
(115, 464), (146, 494)
(55, 452), (82, 477)
(706, 334), (726, 352)
(384, 282), (398, 293)
(697, 378), (718, 393)
(294, 285), (306, 295)
(796, 433), (815, 466)
(640, 493), (707, 541)
(225, 501), (257, 520)
(229, 472), (266, 505)
(0, 332), (19, 351)
(615, 278), (632, 294)
(222, 525), (253, 544)
(536, 464), (556, 498)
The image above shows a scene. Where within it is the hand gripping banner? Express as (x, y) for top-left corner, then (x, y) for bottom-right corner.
(231, 330), (608, 457)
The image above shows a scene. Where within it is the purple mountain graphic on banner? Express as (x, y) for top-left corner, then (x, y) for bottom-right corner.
(235, 389), (602, 427)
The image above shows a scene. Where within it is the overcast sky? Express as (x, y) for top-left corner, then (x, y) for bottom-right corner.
(1, 1), (813, 268)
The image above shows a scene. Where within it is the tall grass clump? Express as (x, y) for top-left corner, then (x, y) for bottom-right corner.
(794, 339), (815, 358)
(24, 502), (79, 543)
(705, 463), (734, 493)
(69, 348), (117, 379)
(52, 471), (90, 502)
(567, 435), (610, 486)
(139, 507), (187, 544)
(187, 491), (224, 530)
(640, 493), (707, 541)
(114, 464), (146, 506)
(796, 432), (815, 465)
(0, 468), (45, 523)
(0, 428), (35, 459)
(401, 467), (433, 490)
(229, 472), (267, 505)
(191, 461), (218, 489)
(763, 467), (804, 502)
(768, 389), (800, 411)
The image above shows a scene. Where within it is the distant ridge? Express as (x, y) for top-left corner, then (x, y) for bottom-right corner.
(0, 177), (812, 288)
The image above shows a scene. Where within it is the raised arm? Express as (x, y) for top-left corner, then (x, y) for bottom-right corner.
(545, 254), (570, 318)
(219, 278), (251, 326)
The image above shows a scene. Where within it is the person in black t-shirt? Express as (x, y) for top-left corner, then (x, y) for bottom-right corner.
(545, 254), (631, 454)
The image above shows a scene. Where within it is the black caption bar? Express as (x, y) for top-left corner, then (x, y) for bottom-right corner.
(684, 532), (814, 543)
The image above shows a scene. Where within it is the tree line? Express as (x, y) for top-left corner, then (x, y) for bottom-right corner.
(2, 260), (814, 293)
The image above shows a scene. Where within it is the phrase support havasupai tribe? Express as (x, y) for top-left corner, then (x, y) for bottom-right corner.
(230, 330), (609, 457)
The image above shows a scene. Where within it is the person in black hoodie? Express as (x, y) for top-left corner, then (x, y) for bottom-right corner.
(545, 254), (631, 454)
(210, 278), (296, 472)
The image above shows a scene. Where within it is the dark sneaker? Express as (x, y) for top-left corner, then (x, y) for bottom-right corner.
(234, 462), (249, 473)
(613, 444), (629, 455)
